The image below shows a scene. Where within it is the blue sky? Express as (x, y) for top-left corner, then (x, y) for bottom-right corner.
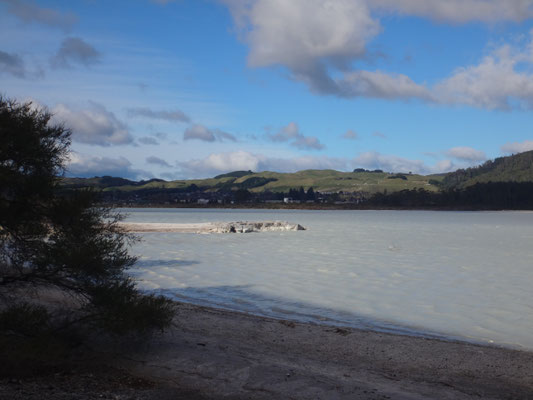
(2, 0), (533, 179)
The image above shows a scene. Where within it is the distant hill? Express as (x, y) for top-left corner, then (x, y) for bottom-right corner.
(61, 176), (165, 189)
(441, 150), (533, 189)
(62, 169), (441, 194)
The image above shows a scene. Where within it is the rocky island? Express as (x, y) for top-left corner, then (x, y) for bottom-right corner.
(120, 221), (306, 233)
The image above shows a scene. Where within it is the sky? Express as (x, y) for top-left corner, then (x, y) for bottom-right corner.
(2, 0), (533, 180)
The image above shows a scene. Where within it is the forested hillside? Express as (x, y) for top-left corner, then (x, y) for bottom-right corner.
(441, 150), (533, 189)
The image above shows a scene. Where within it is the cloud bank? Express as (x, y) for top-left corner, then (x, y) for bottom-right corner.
(177, 149), (457, 178)
(445, 146), (486, 162)
(67, 153), (146, 179)
(501, 140), (533, 154)
(52, 102), (134, 146)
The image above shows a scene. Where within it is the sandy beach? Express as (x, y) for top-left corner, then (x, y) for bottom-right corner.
(3, 299), (533, 399)
(101, 301), (533, 399)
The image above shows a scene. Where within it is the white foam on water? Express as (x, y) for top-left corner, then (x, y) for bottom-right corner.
(126, 209), (533, 350)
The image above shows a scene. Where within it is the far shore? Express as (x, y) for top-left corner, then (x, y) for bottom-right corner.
(106, 202), (532, 212)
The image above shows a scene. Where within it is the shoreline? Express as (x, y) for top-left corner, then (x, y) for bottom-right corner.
(3, 299), (533, 399)
(111, 301), (533, 399)
(107, 203), (533, 212)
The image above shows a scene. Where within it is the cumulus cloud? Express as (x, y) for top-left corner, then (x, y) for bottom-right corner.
(0, 0), (78, 30)
(445, 146), (486, 162)
(223, 0), (391, 97)
(66, 153), (146, 179)
(222, 0), (533, 109)
(370, 0), (533, 23)
(0, 50), (26, 77)
(434, 37), (533, 110)
(500, 140), (533, 154)
(221, 0), (428, 100)
(138, 136), (159, 145)
(183, 124), (237, 142)
(342, 129), (358, 140)
(127, 107), (190, 123)
(52, 102), (134, 146)
(146, 155), (172, 168)
(269, 122), (325, 150)
(51, 37), (101, 68)
(178, 150), (347, 178)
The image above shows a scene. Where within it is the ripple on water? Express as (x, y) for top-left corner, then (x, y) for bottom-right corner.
(126, 209), (533, 350)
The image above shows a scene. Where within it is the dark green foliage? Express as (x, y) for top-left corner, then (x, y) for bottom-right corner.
(368, 182), (533, 209)
(238, 176), (277, 189)
(86, 280), (176, 335)
(234, 188), (252, 203)
(387, 174), (408, 180)
(0, 303), (51, 337)
(441, 150), (533, 189)
(306, 187), (316, 201)
(0, 97), (175, 338)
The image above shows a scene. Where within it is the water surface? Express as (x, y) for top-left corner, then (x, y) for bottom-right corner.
(126, 208), (533, 350)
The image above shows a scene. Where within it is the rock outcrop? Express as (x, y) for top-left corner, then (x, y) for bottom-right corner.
(208, 221), (305, 233)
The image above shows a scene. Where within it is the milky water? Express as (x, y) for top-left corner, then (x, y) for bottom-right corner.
(126, 208), (533, 350)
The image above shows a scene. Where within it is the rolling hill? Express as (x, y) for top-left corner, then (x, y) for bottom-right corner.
(62, 169), (442, 195)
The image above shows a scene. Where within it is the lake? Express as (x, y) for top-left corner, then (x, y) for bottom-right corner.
(125, 208), (533, 350)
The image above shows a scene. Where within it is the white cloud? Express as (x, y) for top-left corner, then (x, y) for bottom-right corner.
(178, 150), (261, 177)
(446, 146), (486, 162)
(127, 107), (190, 123)
(222, 0), (533, 109)
(269, 122), (325, 150)
(66, 152), (146, 179)
(0, 0), (78, 30)
(183, 124), (236, 142)
(178, 150), (348, 177)
(434, 37), (533, 110)
(343, 129), (358, 140)
(50, 37), (101, 68)
(146, 155), (172, 168)
(177, 149), (455, 178)
(223, 0), (384, 96)
(500, 140), (533, 154)
(52, 102), (134, 146)
(338, 70), (430, 99)
(354, 151), (440, 174)
(370, 0), (533, 23)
